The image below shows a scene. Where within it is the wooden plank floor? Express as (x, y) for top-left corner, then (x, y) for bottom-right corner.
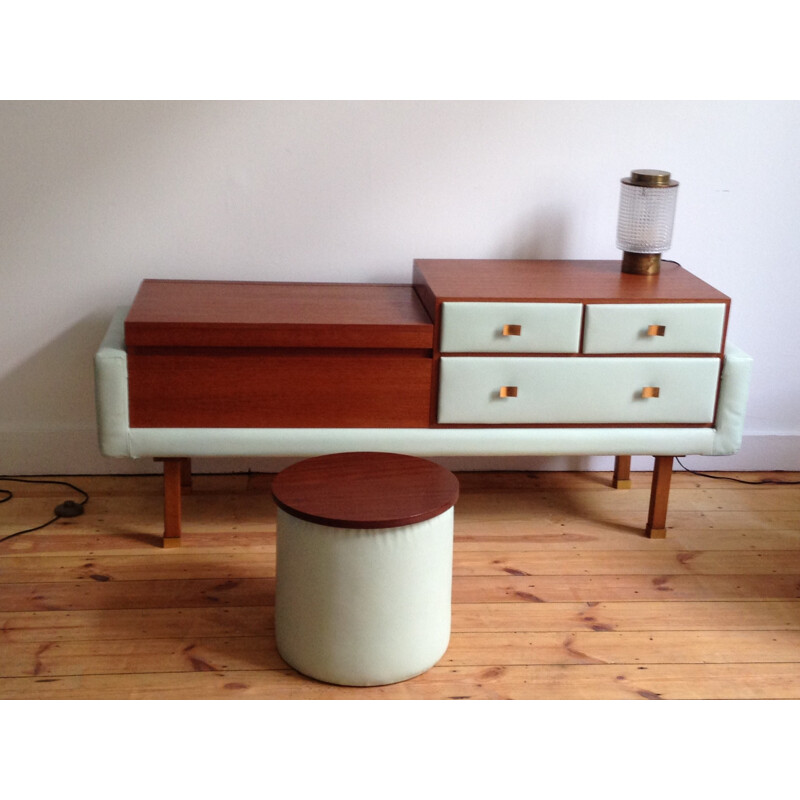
(2, 468), (799, 700)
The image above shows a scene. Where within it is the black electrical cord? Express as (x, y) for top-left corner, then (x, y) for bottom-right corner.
(675, 458), (800, 485)
(0, 477), (89, 544)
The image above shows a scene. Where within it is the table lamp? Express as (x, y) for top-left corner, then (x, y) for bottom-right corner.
(616, 169), (679, 275)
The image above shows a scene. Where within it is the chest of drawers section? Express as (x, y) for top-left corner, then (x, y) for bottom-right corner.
(413, 259), (730, 428)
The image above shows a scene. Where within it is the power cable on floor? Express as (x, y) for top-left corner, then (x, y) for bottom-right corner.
(675, 458), (800, 485)
(0, 476), (89, 544)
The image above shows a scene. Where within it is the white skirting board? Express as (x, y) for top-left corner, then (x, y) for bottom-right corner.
(1, 428), (798, 476)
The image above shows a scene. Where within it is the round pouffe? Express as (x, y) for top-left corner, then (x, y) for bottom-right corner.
(272, 451), (459, 687)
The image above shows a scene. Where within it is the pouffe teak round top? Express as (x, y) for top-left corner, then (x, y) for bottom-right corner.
(272, 451), (459, 687)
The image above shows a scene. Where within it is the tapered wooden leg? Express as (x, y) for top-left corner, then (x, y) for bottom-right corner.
(646, 456), (674, 539)
(158, 458), (188, 548)
(613, 455), (632, 489)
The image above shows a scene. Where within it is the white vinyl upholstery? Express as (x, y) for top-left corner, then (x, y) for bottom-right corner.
(95, 305), (753, 461)
(583, 303), (726, 354)
(274, 507), (454, 686)
(440, 301), (582, 353)
(438, 356), (722, 424)
(94, 306), (132, 458)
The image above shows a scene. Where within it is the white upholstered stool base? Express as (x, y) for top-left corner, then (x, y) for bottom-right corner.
(275, 506), (454, 686)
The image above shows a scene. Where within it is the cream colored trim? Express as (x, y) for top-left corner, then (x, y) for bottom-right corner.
(94, 308), (752, 461)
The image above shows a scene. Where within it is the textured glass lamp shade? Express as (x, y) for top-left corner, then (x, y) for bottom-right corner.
(616, 169), (679, 275)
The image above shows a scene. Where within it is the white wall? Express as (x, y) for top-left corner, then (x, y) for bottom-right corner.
(1, 100), (797, 474)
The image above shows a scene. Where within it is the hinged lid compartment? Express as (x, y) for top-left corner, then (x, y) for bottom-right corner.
(125, 280), (434, 350)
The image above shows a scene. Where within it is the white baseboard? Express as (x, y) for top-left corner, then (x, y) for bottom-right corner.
(1, 428), (798, 476)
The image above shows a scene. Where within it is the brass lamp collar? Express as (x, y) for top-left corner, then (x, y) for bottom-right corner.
(622, 169), (679, 188)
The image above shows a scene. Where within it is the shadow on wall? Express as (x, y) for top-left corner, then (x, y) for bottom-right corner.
(0, 311), (128, 473)
(0, 313), (110, 427)
(503, 208), (571, 260)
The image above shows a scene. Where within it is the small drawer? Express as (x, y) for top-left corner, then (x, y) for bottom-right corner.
(440, 302), (582, 353)
(437, 356), (721, 424)
(583, 303), (726, 354)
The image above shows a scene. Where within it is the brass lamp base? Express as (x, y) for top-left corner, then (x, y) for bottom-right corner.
(621, 252), (662, 275)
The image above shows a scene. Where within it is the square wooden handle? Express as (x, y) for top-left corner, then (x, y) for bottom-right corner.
(647, 325), (667, 337)
(500, 386), (519, 398)
(502, 324), (522, 336)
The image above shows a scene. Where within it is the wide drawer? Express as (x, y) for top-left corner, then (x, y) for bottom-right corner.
(438, 356), (721, 424)
(583, 303), (726, 354)
(439, 302), (582, 353)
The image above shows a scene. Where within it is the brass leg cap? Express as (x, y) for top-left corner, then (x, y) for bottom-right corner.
(646, 527), (667, 539)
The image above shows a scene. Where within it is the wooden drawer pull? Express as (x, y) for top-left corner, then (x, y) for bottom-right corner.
(647, 325), (667, 337)
(641, 386), (661, 399)
(502, 324), (522, 337)
(499, 386), (518, 398)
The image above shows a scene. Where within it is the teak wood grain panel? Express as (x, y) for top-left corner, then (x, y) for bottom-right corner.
(125, 280), (434, 349)
(412, 259), (731, 311)
(127, 349), (432, 428)
(271, 451), (459, 528)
